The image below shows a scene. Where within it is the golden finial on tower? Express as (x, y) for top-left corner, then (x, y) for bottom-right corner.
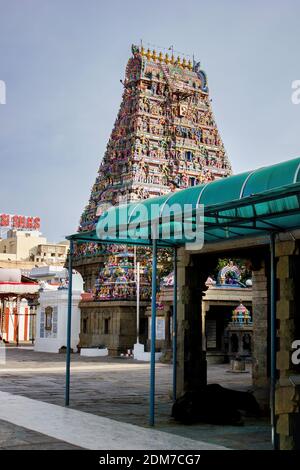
(182, 57), (187, 68)
(152, 49), (157, 61)
(188, 59), (193, 70)
(141, 46), (146, 56)
(176, 56), (181, 67)
(170, 54), (175, 64)
(146, 48), (151, 60)
(158, 51), (163, 62)
(165, 53), (170, 64)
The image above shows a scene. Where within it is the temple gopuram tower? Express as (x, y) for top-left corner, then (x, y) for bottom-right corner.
(74, 44), (232, 354)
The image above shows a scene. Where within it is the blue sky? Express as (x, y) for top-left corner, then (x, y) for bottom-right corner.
(0, 0), (299, 241)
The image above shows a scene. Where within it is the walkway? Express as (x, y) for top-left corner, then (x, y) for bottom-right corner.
(0, 391), (226, 450)
(0, 348), (272, 449)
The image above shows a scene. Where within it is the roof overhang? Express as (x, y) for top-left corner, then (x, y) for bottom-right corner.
(67, 157), (300, 248)
(0, 282), (40, 296)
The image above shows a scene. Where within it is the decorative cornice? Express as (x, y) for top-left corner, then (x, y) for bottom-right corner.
(132, 44), (193, 70)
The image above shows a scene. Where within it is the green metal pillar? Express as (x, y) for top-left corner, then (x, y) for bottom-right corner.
(172, 247), (177, 401)
(65, 240), (74, 407)
(149, 237), (157, 426)
(270, 233), (279, 449)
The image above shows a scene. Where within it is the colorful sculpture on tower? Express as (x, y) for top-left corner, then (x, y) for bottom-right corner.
(75, 44), (232, 300)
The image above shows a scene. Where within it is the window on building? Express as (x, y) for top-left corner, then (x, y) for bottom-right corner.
(189, 177), (196, 187)
(45, 306), (53, 331)
(83, 318), (88, 334)
(185, 151), (193, 162)
(104, 318), (110, 335)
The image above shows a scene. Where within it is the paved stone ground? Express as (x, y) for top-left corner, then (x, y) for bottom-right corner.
(0, 391), (227, 450)
(0, 419), (82, 449)
(0, 347), (272, 450)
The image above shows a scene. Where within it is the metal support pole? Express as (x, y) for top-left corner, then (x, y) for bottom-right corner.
(149, 237), (157, 426)
(270, 233), (278, 449)
(134, 245), (137, 282)
(16, 297), (20, 347)
(136, 261), (140, 344)
(65, 240), (74, 407)
(0, 299), (4, 338)
(172, 248), (177, 402)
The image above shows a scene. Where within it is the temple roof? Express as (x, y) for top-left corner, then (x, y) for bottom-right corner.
(69, 156), (300, 247)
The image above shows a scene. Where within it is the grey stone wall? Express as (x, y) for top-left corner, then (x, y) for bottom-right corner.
(79, 301), (149, 356)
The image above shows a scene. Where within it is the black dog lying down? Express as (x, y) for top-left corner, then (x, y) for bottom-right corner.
(172, 384), (260, 425)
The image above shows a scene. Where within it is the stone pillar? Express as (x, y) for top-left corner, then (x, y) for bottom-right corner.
(252, 262), (269, 410)
(176, 250), (215, 396)
(176, 248), (190, 396)
(164, 308), (171, 349)
(201, 300), (208, 353)
(275, 240), (300, 450)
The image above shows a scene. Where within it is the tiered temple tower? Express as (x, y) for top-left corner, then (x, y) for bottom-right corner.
(78, 45), (231, 235)
(74, 44), (232, 353)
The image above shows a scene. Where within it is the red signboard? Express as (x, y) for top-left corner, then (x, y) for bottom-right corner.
(0, 214), (41, 230)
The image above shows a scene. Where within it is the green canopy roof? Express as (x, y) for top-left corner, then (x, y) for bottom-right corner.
(68, 157), (300, 247)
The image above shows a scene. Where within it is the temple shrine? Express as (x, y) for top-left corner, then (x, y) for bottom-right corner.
(0, 269), (39, 344)
(226, 302), (253, 360)
(74, 44), (232, 353)
(156, 261), (253, 363)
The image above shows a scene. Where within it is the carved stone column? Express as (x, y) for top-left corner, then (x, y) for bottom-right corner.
(176, 248), (190, 396)
(176, 249), (216, 395)
(252, 260), (269, 410)
(275, 240), (300, 450)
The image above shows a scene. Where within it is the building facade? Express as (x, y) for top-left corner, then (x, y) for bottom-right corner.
(0, 229), (47, 261)
(29, 241), (69, 265)
(0, 269), (39, 344)
(0, 229), (69, 267)
(34, 272), (83, 354)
